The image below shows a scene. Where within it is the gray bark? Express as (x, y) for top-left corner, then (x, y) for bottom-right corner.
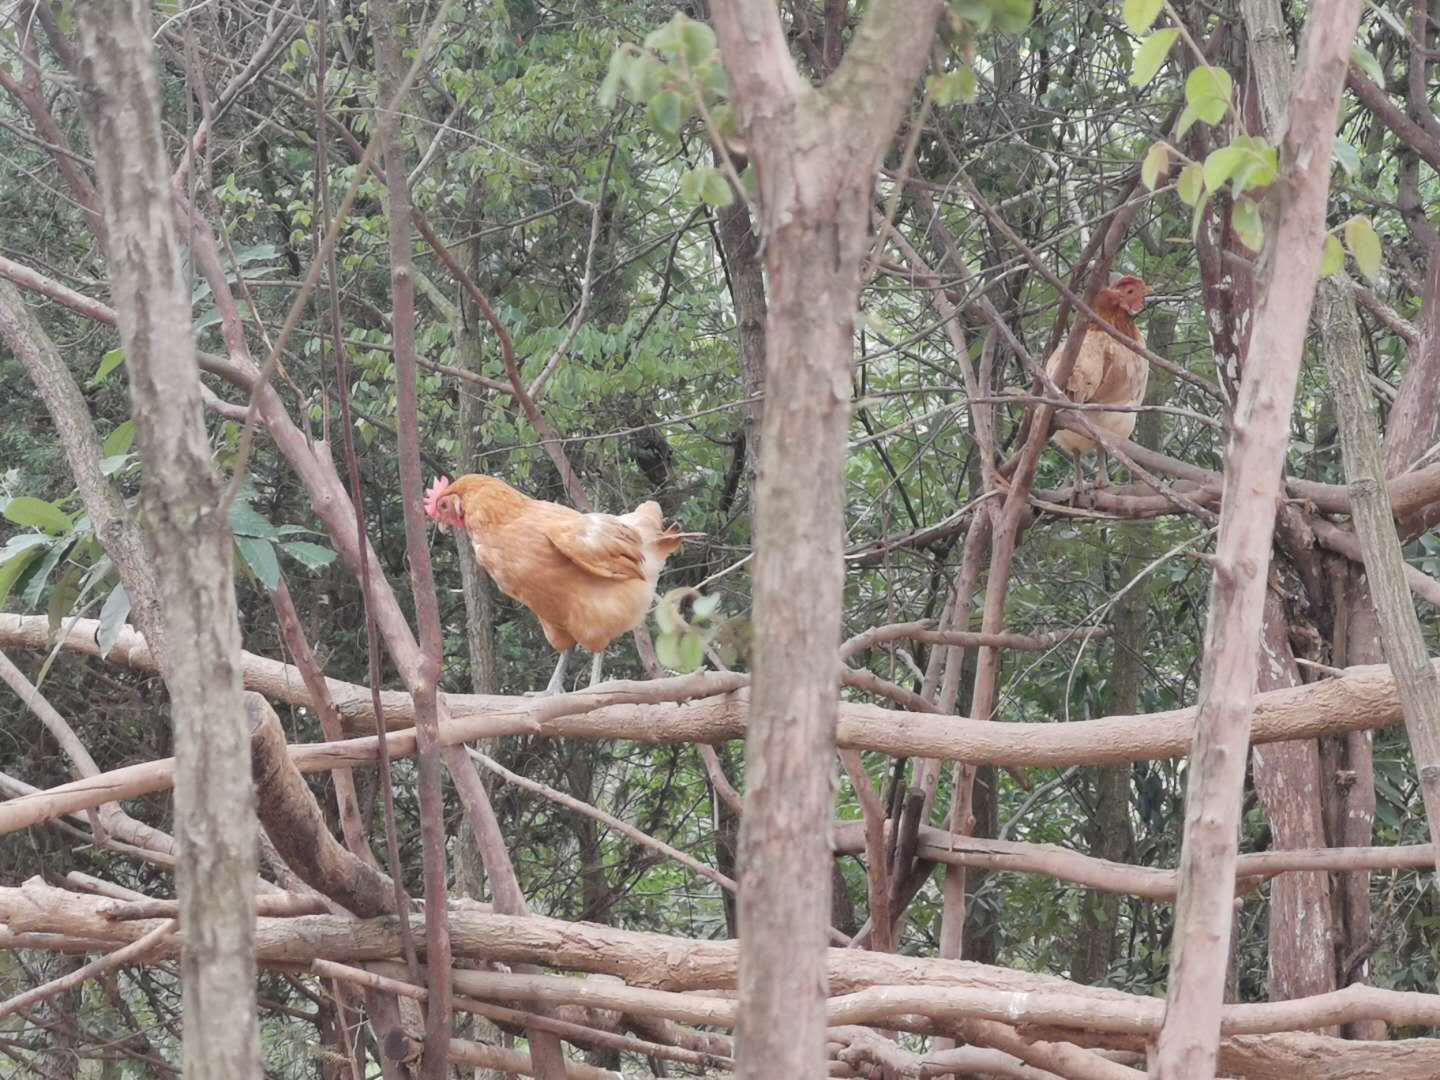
(75, 3), (257, 1076)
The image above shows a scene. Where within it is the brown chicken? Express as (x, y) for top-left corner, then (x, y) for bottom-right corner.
(1045, 274), (1151, 495)
(425, 474), (699, 693)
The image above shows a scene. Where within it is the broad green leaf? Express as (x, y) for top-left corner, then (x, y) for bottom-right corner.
(20, 537), (73, 610)
(952, 0), (993, 31)
(1231, 199), (1264, 252)
(101, 420), (136, 458)
(1176, 102), (1201, 138)
(1177, 163), (1205, 205)
(280, 541), (338, 572)
(655, 630), (682, 669)
(1185, 66), (1232, 124)
(0, 545), (42, 609)
(679, 19), (717, 67)
(235, 535), (281, 591)
(1332, 137), (1361, 177)
(1344, 215), (1382, 280)
(4, 496), (73, 536)
(648, 90), (683, 138)
(96, 584), (131, 659)
(1190, 192), (1211, 242)
(700, 169), (734, 207)
(0, 533), (52, 563)
(1349, 44), (1384, 85)
(1141, 142), (1169, 190)
(643, 17), (684, 54)
(1367, 0), (1407, 36)
(1232, 144), (1279, 193)
(677, 630), (705, 672)
(1124, 0), (1164, 34)
(1203, 146), (1246, 192)
(1130, 29), (1179, 86)
(91, 348), (126, 386)
(1321, 233), (1346, 276)
(991, 0), (1033, 34)
(678, 166), (706, 204)
(229, 500), (283, 539)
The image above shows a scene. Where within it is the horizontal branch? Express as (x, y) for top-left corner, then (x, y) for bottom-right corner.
(1, 614), (1436, 836)
(6, 879), (1438, 1055)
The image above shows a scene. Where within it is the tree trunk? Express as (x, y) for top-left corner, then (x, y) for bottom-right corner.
(1156, 0), (1364, 1072)
(75, 4), (256, 1076)
(711, 4), (942, 1074)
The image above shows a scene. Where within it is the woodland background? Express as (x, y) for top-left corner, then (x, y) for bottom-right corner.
(0, 0), (1437, 1077)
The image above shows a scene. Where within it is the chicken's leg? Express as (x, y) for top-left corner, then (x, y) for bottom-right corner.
(589, 650), (605, 689)
(1095, 446), (1110, 490)
(1070, 451), (1087, 508)
(534, 646), (572, 696)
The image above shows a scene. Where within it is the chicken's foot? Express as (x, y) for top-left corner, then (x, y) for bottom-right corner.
(527, 646), (573, 697)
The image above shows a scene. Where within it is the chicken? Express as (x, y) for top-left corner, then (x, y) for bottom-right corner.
(425, 474), (700, 693)
(1045, 274), (1151, 497)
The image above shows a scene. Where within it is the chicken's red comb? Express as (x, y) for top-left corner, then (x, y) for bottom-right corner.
(424, 476), (452, 521)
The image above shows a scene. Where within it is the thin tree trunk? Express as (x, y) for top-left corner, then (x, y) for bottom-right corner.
(1156, 1), (1364, 1071)
(74, 4), (256, 1075)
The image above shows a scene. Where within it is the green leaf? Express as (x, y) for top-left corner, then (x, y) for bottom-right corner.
(930, 67), (978, 105)
(679, 19), (717, 67)
(280, 541), (338, 572)
(1177, 163), (1205, 205)
(1321, 233), (1346, 277)
(229, 500), (283, 539)
(1332, 137), (1361, 178)
(1185, 66), (1232, 124)
(1124, 0), (1164, 34)
(4, 496), (73, 536)
(91, 348), (126, 386)
(1141, 142), (1169, 190)
(678, 166), (706, 204)
(677, 630), (705, 672)
(1130, 28), (1179, 86)
(655, 630), (682, 670)
(991, 0), (1033, 34)
(1344, 215), (1383, 280)
(598, 49), (629, 107)
(700, 169), (734, 207)
(1231, 199), (1264, 252)
(20, 537), (73, 610)
(101, 420), (136, 458)
(96, 584), (131, 659)
(235, 535), (281, 591)
(1203, 146), (1246, 192)
(1350, 44), (1384, 85)
(1190, 192), (1211, 242)
(0, 545), (43, 609)
(648, 90), (683, 138)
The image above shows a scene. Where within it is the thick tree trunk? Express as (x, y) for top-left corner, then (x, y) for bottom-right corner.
(74, 4), (256, 1075)
(711, 4), (942, 1075)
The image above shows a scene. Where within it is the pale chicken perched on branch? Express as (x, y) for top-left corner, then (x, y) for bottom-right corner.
(425, 475), (701, 694)
(1045, 275), (1151, 497)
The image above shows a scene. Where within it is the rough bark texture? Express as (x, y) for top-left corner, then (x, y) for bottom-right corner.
(74, 3), (257, 1075)
(709, 3), (942, 1075)
(1322, 281), (1440, 850)
(713, 162), (768, 481)
(1156, 0), (1364, 1072)
(1253, 593), (1339, 1010)
(248, 695), (395, 917)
